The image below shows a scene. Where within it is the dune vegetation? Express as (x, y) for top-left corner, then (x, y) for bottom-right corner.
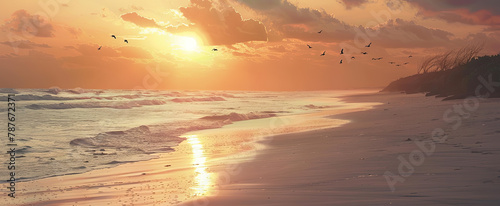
(383, 46), (500, 100)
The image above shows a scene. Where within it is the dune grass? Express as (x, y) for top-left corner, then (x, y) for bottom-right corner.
(418, 44), (483, 74)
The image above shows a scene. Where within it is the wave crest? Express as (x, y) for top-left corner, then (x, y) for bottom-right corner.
(26, 99), (166, 110)
(171, 96), (226, 102)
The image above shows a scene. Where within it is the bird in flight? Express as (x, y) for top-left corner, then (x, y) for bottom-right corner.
(124, 39), (128, 43)
(320, 51), (326, 56)
(340, 59), (343, 64)
(340, 49), (344, 55)
(111, 35), (116, 39)
(98, 46), (102, 50)
(307, 44), (312, 49)
(318, 30), (323, 33)
(212, 48), (218, 51)
(365, 42), (372, 47)
(361, 52), (368, 55)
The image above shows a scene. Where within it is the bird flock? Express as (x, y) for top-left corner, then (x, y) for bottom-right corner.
(98, 30), (415, 66)
(96, 34), (129, 51)
(312, 30), (413, 67)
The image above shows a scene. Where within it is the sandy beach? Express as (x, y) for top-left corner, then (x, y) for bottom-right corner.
(3, 92), (500, 206)
(180, 92), (500, 206)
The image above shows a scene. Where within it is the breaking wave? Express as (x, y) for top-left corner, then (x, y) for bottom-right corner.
(0, 94), (75, 101)
(26, 99), (167, 110)
(171, 96), (226, 102)
(69, 112), (277, 154)
(200, 112), (277, 122)
(70, 125), (185, 153)
(0, 88), (19, 94)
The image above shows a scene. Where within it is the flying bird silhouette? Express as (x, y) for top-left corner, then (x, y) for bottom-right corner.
(124, 39), (128, 43)
(98, 46), (102, 50)
(320, 51), (326, 56)
(307, 44), (312, 48)
(365, 42), (372, 47)
(111, 35), (116, 39)
(340, 49), (344, 55)
(318, 30), (322, 33)
(361, 52), (367, 55)
(212, 48), (218, 51)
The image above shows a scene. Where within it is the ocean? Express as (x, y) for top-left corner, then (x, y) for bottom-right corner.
(0, 88), (377, 183)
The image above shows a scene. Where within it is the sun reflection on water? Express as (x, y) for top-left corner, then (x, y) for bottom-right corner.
(185, 135), (213, 196)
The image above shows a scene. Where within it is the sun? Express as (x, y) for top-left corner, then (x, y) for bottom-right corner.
(172, 36), (200, 52)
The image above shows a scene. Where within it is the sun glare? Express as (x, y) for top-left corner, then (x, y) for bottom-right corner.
(172, 36), (199, 52)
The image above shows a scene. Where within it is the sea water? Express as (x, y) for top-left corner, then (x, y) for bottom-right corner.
(0, 88), (375, 182)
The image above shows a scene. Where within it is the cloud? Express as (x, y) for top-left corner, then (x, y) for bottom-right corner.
(464, 32), (500, 54)
(121, 12), (163, 28)
(371, 18), (455, 48)
(339, 0), (370, 9)
(232, 51), (259, 57)
(119, 5), (144, 12)
(406, 0), (500, 14)
(236, 0), (343, 25)
(235, 0), (356, 42)
(65, 26), (83, 37)
(0, 40), (51, 49)
(234, 0), (282, 10)
(407, 0), (500, 27)
(2, 10), (55, 37)
(116, 46), (154, 59)
(167, 0), (268, 45)
(420, 8), (500, 27)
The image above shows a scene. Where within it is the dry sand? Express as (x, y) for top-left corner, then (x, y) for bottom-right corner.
(3, 92), (500, 205)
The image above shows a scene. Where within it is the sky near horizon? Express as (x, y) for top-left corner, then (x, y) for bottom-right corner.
(1, 0), (499, 90)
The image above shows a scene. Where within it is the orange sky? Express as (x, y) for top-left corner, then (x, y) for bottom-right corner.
(1, 0), (499, 90)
